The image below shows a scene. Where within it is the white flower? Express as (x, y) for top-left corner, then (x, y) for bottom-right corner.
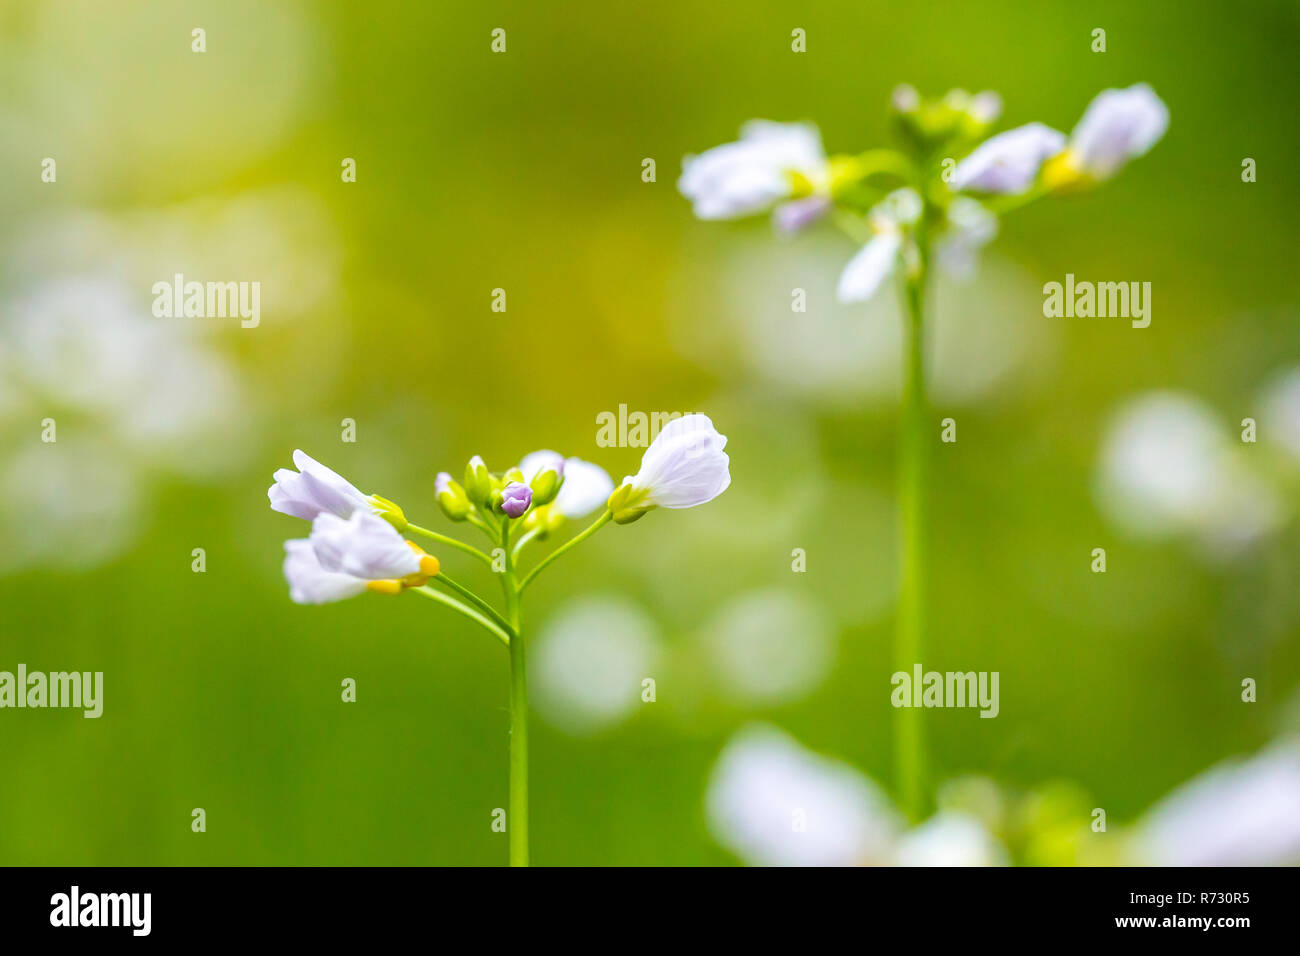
(836, 188), (922, 304)
(554, 458), (615, 518)
(706, 724), (902, 866)
(269, 449), (374, 522)
(520, 451), (615, 519)
(615, 414), (730, 517)
(895, 811), (1008, 867)
(283, 539), (368, 605)
(1130, 741), (1300, 866)
(934, 198), (998, 278)
(1066, 83), (1168, 180)
(679, 121), (829, 222)
(309, 511), (422, 580)
(1096, 393), (1283, 555)
(951, 122), (1066, 194)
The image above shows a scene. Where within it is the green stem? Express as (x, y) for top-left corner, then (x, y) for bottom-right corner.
(411, 585), (510, 647)
(518, 510), (612, 592)
(502, 524), (529, 867)
(896, 238), (930, 823)
(429, 571), (514, 640)
(511, 526), (542, 559)
(406, 523), (494, 568)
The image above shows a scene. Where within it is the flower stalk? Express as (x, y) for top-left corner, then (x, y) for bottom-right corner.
(269, 416), (731, 866)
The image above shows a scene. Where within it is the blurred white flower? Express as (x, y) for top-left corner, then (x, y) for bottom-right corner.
(702, 589), (836, 705)
(706, 724), (902, 866)
(1260, 367), (1300, 464)
(679, 121), (829, 223)
(1065, 84), (1169, 180)
(951, 123), (1066, 194)
(836, 188), (922, 304)
(283, 539), (368, 605)
(533, 596), (661, 735)
(1096, 392), (1284, 556)
(1130, 740), (1300, 866)
(269, 449), (376, 522)
(934, 198), (999, 279)
(896, 811), (1008, 866)
(308, 511), (422, 581)
(612, 414), (730, 519)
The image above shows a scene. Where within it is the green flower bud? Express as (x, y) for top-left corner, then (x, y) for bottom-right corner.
(435, 472), (471, 521)
(529, 466), (562, 507)
(368, 494), (408, 532)
(463, 455), (491, 506)
(606, 484), (655, 525)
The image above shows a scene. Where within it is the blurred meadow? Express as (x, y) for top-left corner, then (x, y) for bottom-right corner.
(1, 0), (1299, 864)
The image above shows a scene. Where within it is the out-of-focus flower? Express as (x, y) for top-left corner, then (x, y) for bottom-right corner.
(519, 450), (564, 506)
(1260, 367), (1300, 464)
(896, 811), (1009, 866)
(706, 724), (902, 866)
(500, 481), (533, 518)
(836, 188), (922, 303)
(554, 458), (616, 519)
(608, 414), (730, 523)
(702, 589), (836, 705)
(1095, 392), (1284, 556)
(951, 123), (1066, 194)
(309, 511), (429, 581)
(283, 539), (369, 605)
(1058, 83), (1168, 182)
(679, 121), (829, 224)
(533, 596), (661, 735)
(269, 450), (376, 523)
(934, 198), (999, 278)
(1129, 740), (1300, 866)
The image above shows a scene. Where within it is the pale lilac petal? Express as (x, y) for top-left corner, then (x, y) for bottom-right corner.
(836, 234), (901, 303)
(283, 539), (368, 604)
(1069, 84), (1168, 178)
(627, 414), (730, 509)
(951, 123), (1066, 194)
(310, 512), (419, 580)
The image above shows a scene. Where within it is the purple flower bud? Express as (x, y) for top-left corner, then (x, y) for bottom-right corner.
(501, 481), (533, 518)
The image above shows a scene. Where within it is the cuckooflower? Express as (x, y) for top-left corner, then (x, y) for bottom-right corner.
(607, 414), (730, 523)
(283, 539), (369, 605)
(950, 122), (1066, 194)
(836, 188), (922, 304)
(309, 511), (435, 581)
(269, 449), (376, 522)
(1057, 83), (1168, 182)
(934, 197), (999, 278)
(500, 481), (533, 519)
(679, 121), (830, 225)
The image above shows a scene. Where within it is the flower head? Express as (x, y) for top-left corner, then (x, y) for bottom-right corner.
(679, 121), (829, 223)
(951, 122), (1066, 194)
(310, 511), (431, 580)
(607, 414), (730, 523)
(269, 449), (375, 522)
(283, 539), (369, 605)
(500, 481), (533, 519)
(1060, 83), (1168, 181)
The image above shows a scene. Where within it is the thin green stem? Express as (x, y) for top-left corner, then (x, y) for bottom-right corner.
(511, 526), (542, 559)
(895, 237), (930, 823)
(501, 524), (529, 867)
(406, 523), (494, 568)
(518, 510), (612, 593)
(429, 571), (514, 640)
(411, 585), (510, 647)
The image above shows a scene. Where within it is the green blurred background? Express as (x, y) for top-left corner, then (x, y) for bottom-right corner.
(1, 0), (1298, 865)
